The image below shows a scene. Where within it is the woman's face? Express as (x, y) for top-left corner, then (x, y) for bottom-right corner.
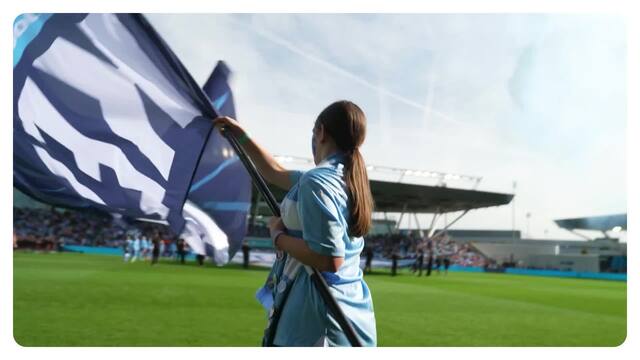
(311, 121), (335, 165)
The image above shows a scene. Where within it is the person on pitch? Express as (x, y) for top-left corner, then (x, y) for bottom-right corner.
(151, 236), (160, 265)
(364, 244), (374, 274)
(242, 241), (251, 269)
(176, 238), (186, 264)
(213, 100), (377, 347)
(415, 247), (425, 277)
(425, 237), (434, 277)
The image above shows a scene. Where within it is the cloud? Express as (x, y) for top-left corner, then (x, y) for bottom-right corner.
(146, 13), (626, 240)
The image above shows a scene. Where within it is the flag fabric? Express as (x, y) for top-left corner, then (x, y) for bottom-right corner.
(14, 13), (217, 235)
(189, 61), (252, 261)
(181, 199), (230, 264)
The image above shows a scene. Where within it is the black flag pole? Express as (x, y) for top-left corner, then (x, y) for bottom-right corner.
(219, 127), (362, 347)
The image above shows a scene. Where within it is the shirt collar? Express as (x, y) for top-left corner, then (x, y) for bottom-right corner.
(318, 151), (347, 167)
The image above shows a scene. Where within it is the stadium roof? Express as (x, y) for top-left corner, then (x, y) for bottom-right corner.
(554, 214), (627, 232)
(254, 180), (513, 215)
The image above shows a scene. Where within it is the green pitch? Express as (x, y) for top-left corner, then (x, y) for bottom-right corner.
(13, 252), (626, 346)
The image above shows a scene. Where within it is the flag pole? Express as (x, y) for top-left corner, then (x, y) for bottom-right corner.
(219, 127), (362, 347)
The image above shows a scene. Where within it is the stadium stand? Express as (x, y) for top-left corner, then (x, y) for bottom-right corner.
(13, 206), (180, 256)
(15, 196), (626, 276)
(246, 222), (487, 267)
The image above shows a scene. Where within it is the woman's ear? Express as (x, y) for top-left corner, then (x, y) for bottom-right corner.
(317, 123), (327, 143)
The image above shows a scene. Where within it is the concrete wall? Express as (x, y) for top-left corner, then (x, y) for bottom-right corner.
(525, 254), (600, 272)
(472, 240), (625, 272)
(472, 242), (556, 263)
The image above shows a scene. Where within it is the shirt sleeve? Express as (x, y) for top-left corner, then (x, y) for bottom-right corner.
(297, 174), (346, 257)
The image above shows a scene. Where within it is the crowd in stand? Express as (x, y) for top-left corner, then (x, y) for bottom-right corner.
(449, 242), (486, 267)
(361, 233), (486, 267)
(247, 223), (487, 267)
(13, 207), (180, 255)
(15, 207), (486, 268)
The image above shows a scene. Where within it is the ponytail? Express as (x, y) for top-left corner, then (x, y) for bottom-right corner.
(344, 149), (374, 237)
(316, 100), (374, 238)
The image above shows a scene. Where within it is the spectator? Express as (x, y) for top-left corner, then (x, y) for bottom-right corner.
(242, 241), (250, 269)
(364, 245), (373, 274)
(13, 207), (489, 271)
(176, 239), (186, 264)
(132, 235), (141, 263)
(123, 235), (132, 263)
(443, 255), (451, 275)
(414, 248), (424, 277)
(151, 237), (160, 265)
(141, 236), (150, 261)
(391, 246), (399, 277)
(159, 240), (166, 258)
(425, 239), (434, 276)
(169, 240), (177, 259)
(196, 254), (205, 266)
(13, 207), (178, 252)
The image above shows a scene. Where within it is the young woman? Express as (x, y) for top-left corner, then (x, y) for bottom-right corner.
(213, 100), (376, 347)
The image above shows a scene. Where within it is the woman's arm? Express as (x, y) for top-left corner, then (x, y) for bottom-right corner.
(212, 116), (294, 191)
(269, 217), (344, 272)
(276, 233), (344, 273)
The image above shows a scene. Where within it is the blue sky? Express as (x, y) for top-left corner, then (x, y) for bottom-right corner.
(147, 14), (626, 240)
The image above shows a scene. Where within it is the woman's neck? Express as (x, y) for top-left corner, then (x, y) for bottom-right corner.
(315, 144), (340, 165)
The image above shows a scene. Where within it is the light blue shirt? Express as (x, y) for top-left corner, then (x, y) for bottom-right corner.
(263, 152), (377, 346)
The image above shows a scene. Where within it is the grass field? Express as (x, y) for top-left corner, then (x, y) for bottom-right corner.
(13, 252), (626, 346)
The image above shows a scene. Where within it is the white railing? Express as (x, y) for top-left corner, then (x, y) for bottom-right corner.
(274, 154), (482, 189)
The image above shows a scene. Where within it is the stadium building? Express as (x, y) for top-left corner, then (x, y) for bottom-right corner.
(14, 155), (627, 276)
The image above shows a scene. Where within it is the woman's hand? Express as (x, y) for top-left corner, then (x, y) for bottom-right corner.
(268, 216), (286, 250)
(212, 116), (246, 138)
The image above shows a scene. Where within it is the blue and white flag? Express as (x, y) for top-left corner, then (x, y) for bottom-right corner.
(14, 14), (218, 237)
(188, 61), (252, 261)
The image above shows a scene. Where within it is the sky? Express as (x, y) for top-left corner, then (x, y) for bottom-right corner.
(146, 14), (627, 241)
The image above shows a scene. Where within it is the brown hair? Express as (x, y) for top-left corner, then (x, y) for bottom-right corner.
(316, 100), (374, 237)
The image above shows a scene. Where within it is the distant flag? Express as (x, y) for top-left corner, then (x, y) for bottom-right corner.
(188, 61), (252, 261)
(13, 14), (226, 254)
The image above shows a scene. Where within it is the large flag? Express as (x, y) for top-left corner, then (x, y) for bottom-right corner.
(13, 14), (220, 243)
(188, 61), (252, 261)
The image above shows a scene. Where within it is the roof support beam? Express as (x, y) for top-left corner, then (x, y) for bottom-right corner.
(566, 229), (593, 241)
(383, 212), (393, 235)
(427, 211), (441, 238)
(431, 209), (470, 239)
(394, 203), (408, 233)
(413, 213), (423, 237)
